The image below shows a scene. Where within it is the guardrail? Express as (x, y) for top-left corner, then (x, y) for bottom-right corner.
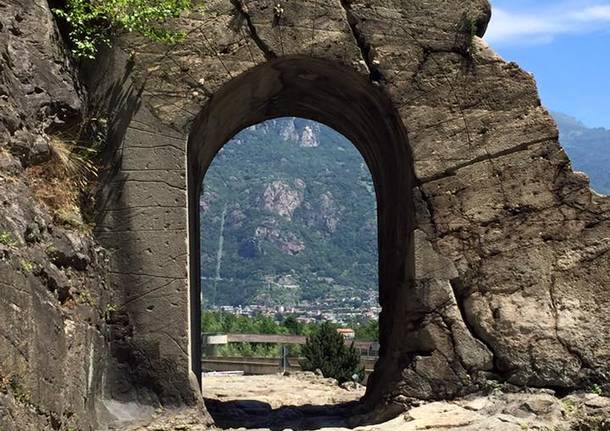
(202, 333), (380, 356)
(202, 356), (377, 381)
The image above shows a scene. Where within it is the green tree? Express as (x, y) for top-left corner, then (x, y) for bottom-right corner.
(252, 314), (285, 334)
(53, 0), (195, 59)
(201, 311), (290, 335)
(300, 322), (363, 383)
(351, 318), (378, 341)
(201, 311), (222, 333)
(282, 315), (305, 335)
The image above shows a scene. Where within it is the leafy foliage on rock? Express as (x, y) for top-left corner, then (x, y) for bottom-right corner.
(300, 322), (363, 383)
(0, 231), (18, 248)
(53, 0), (195, 58)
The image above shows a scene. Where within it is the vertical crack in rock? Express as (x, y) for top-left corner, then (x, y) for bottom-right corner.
(449, 279), (501, 374)
(339, 0), (384, 83)
(231, 0), (277, 60)
(416, 185), (440, 236)
(436, 309), (468, 374)
(417, 186), (494, 376)
(548, 272), (589, 371)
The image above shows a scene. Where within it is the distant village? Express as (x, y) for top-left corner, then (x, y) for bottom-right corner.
(206, 288), (380, 326)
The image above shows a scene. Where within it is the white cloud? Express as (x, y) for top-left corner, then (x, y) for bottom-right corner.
(573, 5), (610, 20)
(486, 2), (610, 45)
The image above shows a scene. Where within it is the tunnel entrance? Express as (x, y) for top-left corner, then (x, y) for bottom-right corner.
(188, 56), (416, 412)
(198, 116), (380, 428)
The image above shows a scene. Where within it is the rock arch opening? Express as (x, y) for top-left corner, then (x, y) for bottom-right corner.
(198, 116), (381, 428)
(199, 117), (379, 313)
(187, 56), (416, 408)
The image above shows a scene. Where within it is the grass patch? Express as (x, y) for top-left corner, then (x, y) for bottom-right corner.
(26, 133), (99, 233)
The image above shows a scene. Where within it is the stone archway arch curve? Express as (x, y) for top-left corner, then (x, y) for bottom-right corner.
(187, 55), (417, 405)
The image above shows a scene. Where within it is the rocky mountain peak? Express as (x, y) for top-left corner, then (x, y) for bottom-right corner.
(261, 179), (305, 220)
(250, 117), (321, 148)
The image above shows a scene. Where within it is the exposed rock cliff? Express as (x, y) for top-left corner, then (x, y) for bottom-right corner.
(0, 1), (110, 430)
(261, 179), (305, 220)
(254, 117), (322, 148)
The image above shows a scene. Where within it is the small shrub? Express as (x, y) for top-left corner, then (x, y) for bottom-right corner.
(482, 378), (503, 395)
(78, 290), (96, 306)
(591, 384), (603, 396)
(300, 322), (363, 383)
(463, 14), (478, 53)
(104, 303), (118, 320)
(45, 244), (58, 256)
(20, 259), (34, 273)
(562, 399), (578, 417)
(0, 231), (17, 248)
(9, 376), (31, 405)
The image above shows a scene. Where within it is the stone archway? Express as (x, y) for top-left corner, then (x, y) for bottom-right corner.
(91, 0), (610, 416)
(187, 56), (416, 406)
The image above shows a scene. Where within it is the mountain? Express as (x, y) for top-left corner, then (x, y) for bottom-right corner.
(200, 118), (378, 307)
(552, 112), (610, 195)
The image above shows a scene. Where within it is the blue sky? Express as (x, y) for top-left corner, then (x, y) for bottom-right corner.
(485, 0), (610, 128)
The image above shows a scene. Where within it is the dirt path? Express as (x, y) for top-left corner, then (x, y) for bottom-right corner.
(200, 373), (610, 431)
(203, 372), (365, 409)
(203, 372), (366, 429)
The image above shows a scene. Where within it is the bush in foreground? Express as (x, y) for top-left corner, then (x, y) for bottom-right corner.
(300, 322), (363, 383)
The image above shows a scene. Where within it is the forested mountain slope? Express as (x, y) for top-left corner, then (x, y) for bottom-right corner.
(200, 118), (377, 306)
(553, 112), (610, 195)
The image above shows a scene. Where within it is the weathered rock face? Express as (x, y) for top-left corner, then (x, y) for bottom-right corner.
(279, 118), (322, 147)
(0, 1), (110, 430)
(85, 0), (610, 415)
(0, 0), (82, 163)
(3, 0), (609, 428)
(255, 219), (306, 255)
(318, 191), (343, 234)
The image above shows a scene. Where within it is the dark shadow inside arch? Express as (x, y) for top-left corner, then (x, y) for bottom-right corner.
(187, 56), (417, 421)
